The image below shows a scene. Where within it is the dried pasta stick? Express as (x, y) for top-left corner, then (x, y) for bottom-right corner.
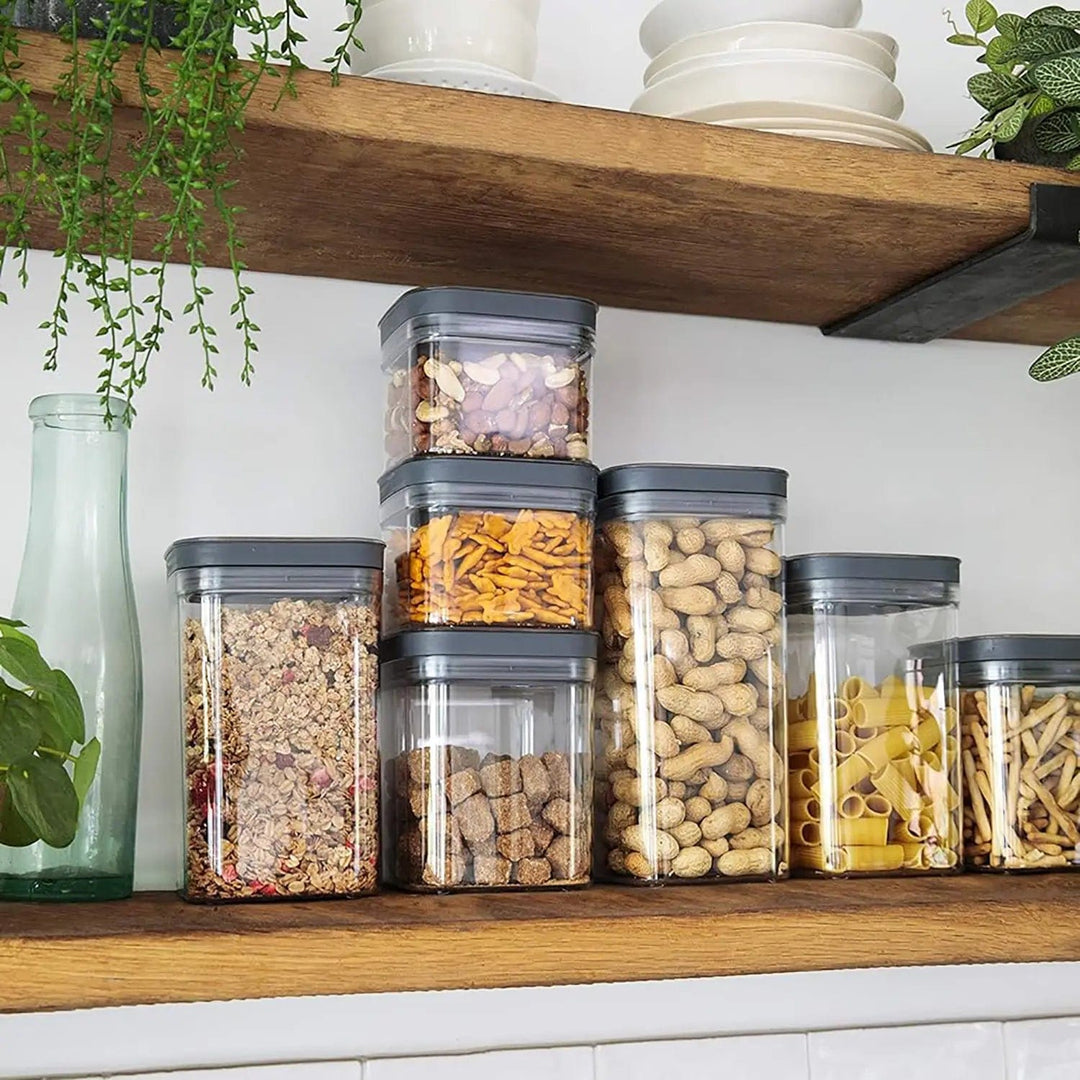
(796, 821), (821, 846)
(836, 818), (889, 846)
(863, 794), (891, 818)
(791, 797), (820, 821)
(851, 696), (919, 727)
(790, 769), (817, 800)
(841, 676), (877, 701)
(839, 793), (866, 820)
(964, 749), (992, 843)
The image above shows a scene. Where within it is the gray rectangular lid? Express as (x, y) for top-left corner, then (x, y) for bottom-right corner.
(166, 537), (384, 574)
(381, 629), (599, 662)
(787, 553), (960, 585)
(599, 464), (788, 500)
(379, 457), (599, 502)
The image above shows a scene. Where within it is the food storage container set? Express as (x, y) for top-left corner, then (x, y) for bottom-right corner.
(165, 284), (1080, 902)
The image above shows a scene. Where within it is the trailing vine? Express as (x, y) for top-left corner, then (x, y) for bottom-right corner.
(0, 0), (363, 423)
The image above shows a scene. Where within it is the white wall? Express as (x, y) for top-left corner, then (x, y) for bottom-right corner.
(0, 0), (1077, 1037)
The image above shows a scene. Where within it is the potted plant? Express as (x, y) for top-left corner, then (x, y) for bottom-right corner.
(0, 0), (364, 423)
(949, 2), (1080, 379)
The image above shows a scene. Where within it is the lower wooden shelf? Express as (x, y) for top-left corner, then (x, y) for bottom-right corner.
(2, 875), (1078, 1013)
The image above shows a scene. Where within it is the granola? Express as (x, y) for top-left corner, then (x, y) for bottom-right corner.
(182, 597), (379, 901)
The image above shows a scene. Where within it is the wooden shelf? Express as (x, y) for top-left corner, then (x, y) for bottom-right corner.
(14, 31), (1080, 346)
(3, 875), (1080, 1013)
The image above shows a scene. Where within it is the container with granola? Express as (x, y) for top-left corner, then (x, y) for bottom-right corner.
(380, 286), (597, 468)
(381, 628), (596, 891)
(166, 538), (383, 903)
(378, 456), (598, 632)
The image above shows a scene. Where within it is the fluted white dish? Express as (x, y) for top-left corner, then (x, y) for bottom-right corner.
(640, 0), (863, 59)
(631, 56), (904, 121)
(854, 29), (899, 58)
(681, 100), (929, 147)
(712, 115), (929, 151)
(352, 0), (539, 78)
(646, 47), (890, 91)
(644, 22), (896, 86)
(749, 127), (918, 148)
(364, 59), (560, 100)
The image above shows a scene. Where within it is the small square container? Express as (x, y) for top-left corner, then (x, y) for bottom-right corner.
(380, 286), (597, 468)
(381, 628), (597, 891)
(166, 538), (383, 902)
(958, 635), (1080, 871)
(379, 456), (598, 631)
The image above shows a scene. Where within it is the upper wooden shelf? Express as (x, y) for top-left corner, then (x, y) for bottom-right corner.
(3, 875), (1080, 1013)
(14, 31), (1080, 346)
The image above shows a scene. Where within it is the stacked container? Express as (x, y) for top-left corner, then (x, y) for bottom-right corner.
(786, 554), (962, 877)
(378, 287), (601, 892)
(594, 465), (789, 884)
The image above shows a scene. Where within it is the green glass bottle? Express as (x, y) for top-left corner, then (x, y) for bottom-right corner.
(1, 394), (143, 900)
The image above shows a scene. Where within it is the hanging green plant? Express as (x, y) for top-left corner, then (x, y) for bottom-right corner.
(0, 616), (99, 849)
(948, 2), (1080, 381)
(0, 0), (364, 422)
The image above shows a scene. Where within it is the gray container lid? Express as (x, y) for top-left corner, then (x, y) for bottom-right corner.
(379, 457), (599, 503)
(379, 287), (598, 345)
(599, 464), (788, 501)
(787, 553), (961, 586)
(957, 635), (1080, 665)
(381, 629), (599, 663)
(166, 537), (384, 575)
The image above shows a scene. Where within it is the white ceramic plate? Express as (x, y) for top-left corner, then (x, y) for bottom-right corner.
(714, 113), (930, 151)
(678, 99), (930, 148)
(855, 29), (899, 59)
(733, 126), (910, 147)
(631, 57), (904, 121)
(364, 60), (560, 101)
(646, 47), (887, 89)
(711, 120), (926, 150)
(645, 22), (896, 86)
(640, 0), (864, 59)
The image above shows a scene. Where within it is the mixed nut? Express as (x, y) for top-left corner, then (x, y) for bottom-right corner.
(391, 746), (590, 889)
(594, 516), (788, 882)
(384, 346), (590, 465)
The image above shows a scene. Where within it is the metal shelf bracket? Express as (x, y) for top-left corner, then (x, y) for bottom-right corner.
(822, 183), (1080, 343)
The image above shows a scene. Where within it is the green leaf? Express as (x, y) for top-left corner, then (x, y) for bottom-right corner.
(993, 98), (1032, 141)
(0, 696), (44, 765)
(1035, 107), (1080, 149)
(41, 668), (84, 744)
(1068, 149), (1080, 167)
(0, 782), (39, 847)
(949, 32), (986, 45)
(1030, 91), (1060, 117)
(997, 12), (1027, 37)
(1031, 336), (1080, 381)
(0, 618), (27, 629)
(1033, 55), (1080, 103)
(986, 34), (1017, 69)
(6, 755), (78, 848)
(969, 69), (1026, 108)
(0, 638), (56, 692)
(72, 738), (100, 806)
(1005, 26), (1080, 62)
(1029, 5), (1080, 29)
(967, 0), (998, 34)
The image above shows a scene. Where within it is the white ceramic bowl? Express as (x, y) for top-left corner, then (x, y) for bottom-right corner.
(714, 114), (929, 151)
(631, 56), (903, 120)
(640, 0), (863, 59)
(354, 0), (539, 78)
(645, 22), (895, 86)
(365, 59), (560, 100)
(646, 47), (890, 91)
(854, 29), (898, 58)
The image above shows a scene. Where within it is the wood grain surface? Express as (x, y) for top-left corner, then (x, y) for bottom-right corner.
(9, 31), (1080, 345)
(2, 876), (1080, 1013)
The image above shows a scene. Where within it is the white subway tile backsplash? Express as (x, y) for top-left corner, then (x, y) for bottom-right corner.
(1005, 1018), (1080, 1079)
(809, 1023), (1006, 1080)
(596, 1035), (808, 1080)
(120, 1066), (360, 1080)
(364, 1048), (593, 1080)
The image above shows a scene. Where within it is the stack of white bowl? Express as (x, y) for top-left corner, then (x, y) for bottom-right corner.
(632, 0), (929, 152)
(351, 0), (558, 101)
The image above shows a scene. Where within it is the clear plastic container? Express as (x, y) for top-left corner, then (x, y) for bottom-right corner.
(958, 636), (1080, 871)
(166, 538), (383, 902)
(379, 456), (597, 631)
(594, 465), (789, 884)
(380, 287), (597, 468)
(381, 629), (596, 891)
(786, 554), (962, 877)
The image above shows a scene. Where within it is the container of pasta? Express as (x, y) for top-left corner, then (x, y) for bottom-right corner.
(958, 636), (1080, 872)
(786, 554), (962, 877)
(380, 287), (597, 468)
(594, 464), (789, 884)
(379, 456), (598, 631)
(381, 628), (596, 891)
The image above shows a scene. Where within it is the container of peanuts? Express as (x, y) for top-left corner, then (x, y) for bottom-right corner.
(166, 538), (383, 902)
(786, 554), (962, 878)
(957, 635), (1080, 872)
(380, 287), (597, 468)
(594, 464), (789, 884)
(379, 456), (597, 631)
(381, 628), (596, 891)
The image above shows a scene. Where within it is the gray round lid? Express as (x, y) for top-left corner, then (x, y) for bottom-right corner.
(599, 464), (788, 500)
(166, 537), (384, 575)
(381, 629), (599, 663)
(957, 635), (1080, 665)
(787, 553), (961, 585)
(378, 457), (599, 502)
(379, 287), (598, 345)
